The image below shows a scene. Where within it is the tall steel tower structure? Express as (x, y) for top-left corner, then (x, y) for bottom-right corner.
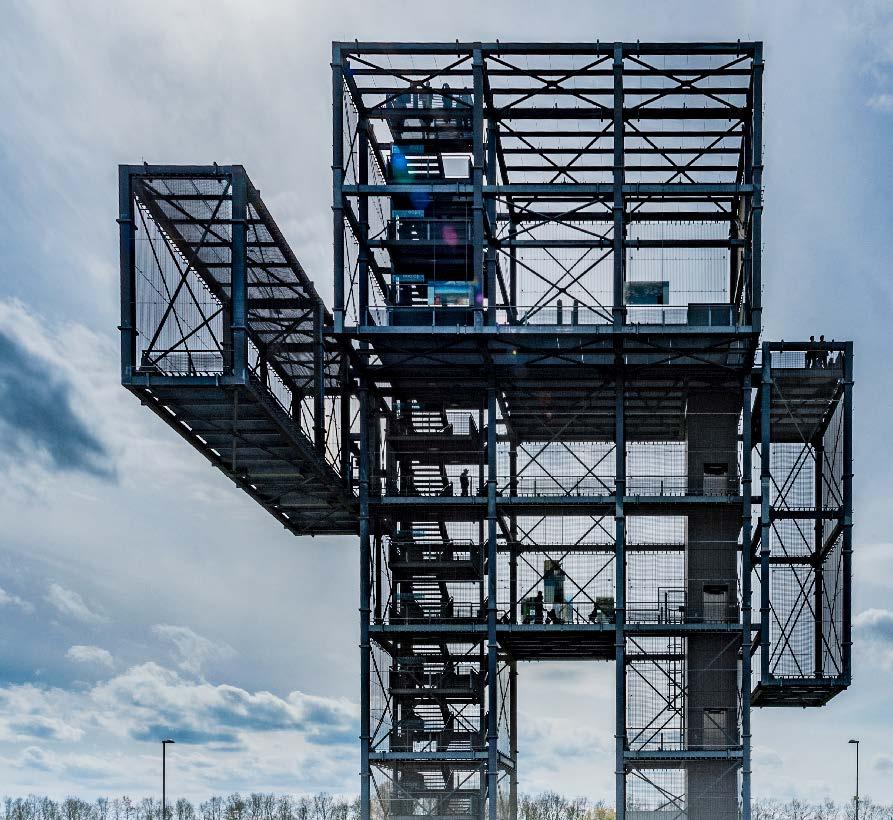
(118, 40), (854, 820)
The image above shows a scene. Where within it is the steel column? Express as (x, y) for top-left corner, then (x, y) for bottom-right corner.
(313, 302), (325, 455)
(358, 118), (370, 325)
(814, 437), (824, 677)
(509, 660), (518, 820)
(741, 375), (753, 820)
(231, 168), (249, 381)
(487, 384), (499, 820)
(332, 44), (346, 332)
(118, 167), (136, 382)
(614, 372), (626, 820)
(612, 44), (626, 329)
(359, 382), (371, 820)
(750, 43), (764, 333)
(487, 119), (498, 325)
(842, 343), (854, 682)
(760, 344), (772, 682)
(473, 46), (485, 329)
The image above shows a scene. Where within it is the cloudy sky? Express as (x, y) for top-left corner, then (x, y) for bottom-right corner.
(1, 0), (892, 806)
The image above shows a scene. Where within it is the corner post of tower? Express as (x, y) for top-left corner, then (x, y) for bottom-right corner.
(313, 300), (326, 455)
(117, 166), (136, 384)
(612, 43), (626, 331)
(759, 343), (772, 682)
(332, 43), (346, 333)
(741, 374), (753, 820)
(509, 657), (518, 820)
(486, 116), (498, 326)
(813, 425), (825, 678)
(473, 45), (485, 329)
(614, 371), (627, 820)
(842, 342), (854, 682)
(358, 377), (371, 820)
(358, 109), (370, 326)
(509, 442), (518, 623)
(750, 43), (764, 333)
(486, 380), (499, 820)
(231, 166), (249, 382)
(612, 41), (627, 820)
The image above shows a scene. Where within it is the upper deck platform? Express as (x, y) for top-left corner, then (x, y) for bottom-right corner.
(333, 41), (763, 369)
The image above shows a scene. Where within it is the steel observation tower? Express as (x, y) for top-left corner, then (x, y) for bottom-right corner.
(118, 40), (854, 820)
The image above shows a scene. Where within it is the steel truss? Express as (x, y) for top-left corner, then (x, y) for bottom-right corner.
(117, 39), (855, 820)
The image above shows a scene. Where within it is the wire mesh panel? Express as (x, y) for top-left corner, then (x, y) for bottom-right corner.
(627, 636), (686, 752)
(757, 344), (851, 698)
(134, 183), (230, 375)
(626, 768), (686, 820)
(373, 762), (484, 820)
(499, 549), (615, 624)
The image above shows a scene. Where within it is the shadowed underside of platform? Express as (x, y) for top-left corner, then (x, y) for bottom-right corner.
(130, 377), (357, 535)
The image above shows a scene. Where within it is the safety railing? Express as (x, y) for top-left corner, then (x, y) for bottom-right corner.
(389, 216), (472, 244)
(387, 597), (486, 626)
(626, 586), (740, 625)
(363, 302), (738, 328)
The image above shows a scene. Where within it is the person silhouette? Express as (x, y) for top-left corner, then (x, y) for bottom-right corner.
(534, 590), (544, 624)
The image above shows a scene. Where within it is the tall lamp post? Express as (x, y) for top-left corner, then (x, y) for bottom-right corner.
(162, 739), (175, 820)
(849, 738), (860, 820)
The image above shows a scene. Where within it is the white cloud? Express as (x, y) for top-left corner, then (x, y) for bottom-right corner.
(0, 586), (33, 613)
(151, 624), (235, 677)
(854, 607), (893, 666)
(66, 645), (114, 669)
(45, 583), (106, 624)
(0, 660), (358, 795)
(91, 662), (357, 747)
(0, 685), (83, 743)
(867, 92), (893, 111)
(875, 754), (893, 772)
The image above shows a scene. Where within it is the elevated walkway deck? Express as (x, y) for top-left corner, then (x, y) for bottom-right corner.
(128, 374), (357, 535)
(119, 165), (357, 535)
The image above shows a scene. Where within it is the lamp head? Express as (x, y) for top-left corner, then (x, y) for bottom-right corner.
(162, 738), (176, 745)
(849, 739), (859, 744)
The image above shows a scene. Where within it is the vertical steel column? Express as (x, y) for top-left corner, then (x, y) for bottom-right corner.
(313, 302), (326, 456)
(614, 374), (626, 820)
(814, 437), (824, 677)
(741, 74), (754, 326)
(750, 44), (764, 334)
(759, 345), (772, 682)
(486, 384), (499, 820)
(486, 119), (498, 325)
(509, 443), (518, 623)
(340, 361), (352, 489)
(231, 168), (249, 382)
(612, 44), (626, 329)
(509, 660), (518, 820)
(612, 43), (627, 820)
(472, 46), (485, 329)
(741, 375), (753, 820)
(509, 216), (517, 321)
(332, 44), (346, 333)
(841, 342), (854, 682)
(117, 167), (136, 383)
(358, 118), (370, 326)
(358, 382), (371, 820)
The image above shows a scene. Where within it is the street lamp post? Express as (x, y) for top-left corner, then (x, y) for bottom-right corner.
(162, 739), (176, 820)
(849, 739), (860, 820)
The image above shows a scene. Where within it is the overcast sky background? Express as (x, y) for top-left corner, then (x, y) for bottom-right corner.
(1, 0), (892, 806)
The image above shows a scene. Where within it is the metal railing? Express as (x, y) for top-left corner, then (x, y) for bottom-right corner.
(363, 302), (737, 328)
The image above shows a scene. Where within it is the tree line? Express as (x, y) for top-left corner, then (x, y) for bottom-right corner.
(4, 792), (892, 820)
